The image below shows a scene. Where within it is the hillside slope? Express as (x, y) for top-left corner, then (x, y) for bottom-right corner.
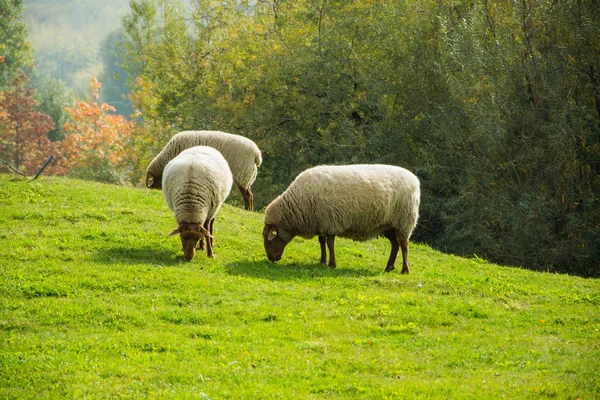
(0, 175), (598, 398)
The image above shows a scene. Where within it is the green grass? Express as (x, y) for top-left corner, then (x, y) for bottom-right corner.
(0, 174), (598, 399)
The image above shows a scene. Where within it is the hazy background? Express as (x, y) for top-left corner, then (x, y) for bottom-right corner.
(22, 0), (192, 105)
(23, 0), (131, 93)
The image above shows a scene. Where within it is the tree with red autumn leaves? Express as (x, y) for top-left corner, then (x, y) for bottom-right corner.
(61, 77), (134, 182)
(0, 70), (63, 175)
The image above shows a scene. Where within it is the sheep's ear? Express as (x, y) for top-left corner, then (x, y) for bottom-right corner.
(146, 174), (155, 188)
(198, 225), (214, 239)
(267, 228), (277, 241)
(168, 227), (181, 237)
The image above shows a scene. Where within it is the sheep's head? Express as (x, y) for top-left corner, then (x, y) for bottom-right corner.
(263, 224), (292, 262)
(146, 173), (162, 189)
(169, 222), (212, 261)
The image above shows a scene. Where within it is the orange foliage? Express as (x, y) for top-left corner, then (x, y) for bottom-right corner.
(0, 70), (64, 175)
(61, 78), (134, 174)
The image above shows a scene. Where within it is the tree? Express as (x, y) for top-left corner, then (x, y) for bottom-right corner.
(61, 77), (134, 183)
(122, 0), (202, 182)
(121, 0), (600, 275)
(99, 29), (134, 117)
(0, 0), (32, 90)
(32, 71), (74, 142)
(0, 70), (62, 174)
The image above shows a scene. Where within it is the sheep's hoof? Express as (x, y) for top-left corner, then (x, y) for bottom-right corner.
(385, 265), (395, 273)
(319, 259), (327, 265)
(401, 268), (409, 274)
(208, 253), (216, 259)
(328, 263), (336, 269)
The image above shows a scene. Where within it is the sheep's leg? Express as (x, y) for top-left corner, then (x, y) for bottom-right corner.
(205, 219), (215, 258)
(400, 237), (409, 274)
(210, 218), (216, 257)
(318, 236), (327, 264)
(383, 229), (400, 273)
(327, 235), (336, 268)
(197, 235), (206, 251)
(238, 185), (254, 211)
(209, 218), (215, 248)
(196, 220), (206, 251)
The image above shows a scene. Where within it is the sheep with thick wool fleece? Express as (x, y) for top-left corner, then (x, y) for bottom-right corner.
(162, 146), (233, 261)
(262, 164), (420, 273)
(147, 130), (262, 210)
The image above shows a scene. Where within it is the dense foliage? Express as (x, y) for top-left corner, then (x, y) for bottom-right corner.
(0, 70), (61, 174)
(99, 30), (135, 117)
(0, 0), (32, 89)
(121, 0), (599, 276)
(61, 78), (135, 183)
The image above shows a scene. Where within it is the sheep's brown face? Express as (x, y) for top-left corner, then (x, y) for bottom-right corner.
(169, 223), (211, 261)
(263, 224), (289, 262)
(146, 173), (162, 189)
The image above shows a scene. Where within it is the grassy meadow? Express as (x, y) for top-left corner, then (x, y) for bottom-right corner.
(0, 174), (598, 399)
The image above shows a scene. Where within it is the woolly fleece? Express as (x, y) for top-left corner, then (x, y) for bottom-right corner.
(264, 164), (420, 243)
(162, 146), (233, 225)
(148, 130), (261, 191)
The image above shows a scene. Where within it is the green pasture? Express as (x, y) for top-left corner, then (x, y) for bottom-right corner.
(0, 175), (598, 398)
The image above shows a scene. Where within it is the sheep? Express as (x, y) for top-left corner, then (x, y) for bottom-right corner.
(162, 146), (233, 261)
(146, 130), (262, 211)
(262, 164), (420, 273)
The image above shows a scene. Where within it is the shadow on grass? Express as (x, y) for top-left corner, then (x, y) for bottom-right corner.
(92, 246), (181, 266)
(223, 260), (379, 281)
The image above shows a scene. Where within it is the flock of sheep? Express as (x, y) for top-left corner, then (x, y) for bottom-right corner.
(146, 130), (421, 273)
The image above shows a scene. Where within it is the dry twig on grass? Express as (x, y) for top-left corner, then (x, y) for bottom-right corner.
(1, 155), (55, 181)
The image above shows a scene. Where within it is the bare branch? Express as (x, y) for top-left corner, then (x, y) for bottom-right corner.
(0, 157), (27, 177)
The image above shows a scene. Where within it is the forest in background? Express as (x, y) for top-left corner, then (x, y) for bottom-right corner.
(1, 0), (599, 276)
(22, 0), (130, 95)
(1, 1), (135, 181)
(21, 0), (192, 109)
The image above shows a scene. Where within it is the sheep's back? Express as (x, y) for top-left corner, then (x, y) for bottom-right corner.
(270, 165), (420, 241)
(162, 146), (233, 224)
(149, 131), (261, 188)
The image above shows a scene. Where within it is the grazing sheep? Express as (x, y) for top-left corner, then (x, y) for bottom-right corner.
(162, 146), (233, 261)
(146, 130), (261, 211)
(262, 164), (420, 273)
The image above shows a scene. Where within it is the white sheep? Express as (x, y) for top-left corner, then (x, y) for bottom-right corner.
(262, 164), (420, 273)
(162, 146), (233, 261)
(147, 130), (262, 211)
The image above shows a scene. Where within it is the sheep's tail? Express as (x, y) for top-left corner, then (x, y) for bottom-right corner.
(400, 183), (421, 240)
(255, 150), (263, 167)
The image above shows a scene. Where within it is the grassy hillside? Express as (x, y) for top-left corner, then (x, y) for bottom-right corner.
(0, 174), (598, 399)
